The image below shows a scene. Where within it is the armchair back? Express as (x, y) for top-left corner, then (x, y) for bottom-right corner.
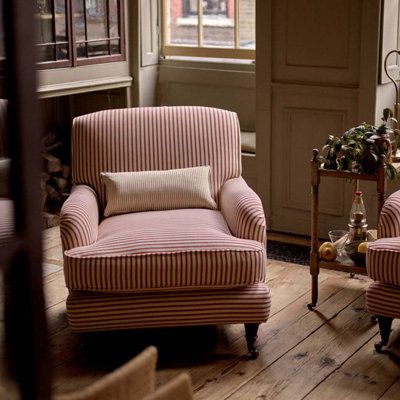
(72, 106), (241, 210)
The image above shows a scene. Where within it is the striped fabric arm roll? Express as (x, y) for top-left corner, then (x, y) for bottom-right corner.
(220, 177), (266, 245)
(60, 185), (99, 252)
(379, 190), (400, 239)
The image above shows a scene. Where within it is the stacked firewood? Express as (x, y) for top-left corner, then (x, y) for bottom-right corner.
(40, 128), (71, 220)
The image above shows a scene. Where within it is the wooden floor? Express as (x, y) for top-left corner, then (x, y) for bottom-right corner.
(2, 226), (400, 399)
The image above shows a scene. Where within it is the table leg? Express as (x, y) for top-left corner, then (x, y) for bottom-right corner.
(310, 150), (320, 309)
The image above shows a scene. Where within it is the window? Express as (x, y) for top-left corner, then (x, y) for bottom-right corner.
(35, 0), (125, 68)
(162, 0), (255, 60)
(183, 0), (228, 17)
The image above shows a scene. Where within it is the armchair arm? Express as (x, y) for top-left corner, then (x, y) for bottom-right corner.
(220, 177), (267, 245)
(60, 185), (99, 252)
(378, 190), (400, 239)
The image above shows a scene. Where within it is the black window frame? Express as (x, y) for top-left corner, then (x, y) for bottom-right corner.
(35, 0), (125, 69)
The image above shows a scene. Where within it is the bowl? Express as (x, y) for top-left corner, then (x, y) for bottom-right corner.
(344, 240), (366, 266)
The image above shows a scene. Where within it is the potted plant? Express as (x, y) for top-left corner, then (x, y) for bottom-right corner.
(319, 109), (399, 181)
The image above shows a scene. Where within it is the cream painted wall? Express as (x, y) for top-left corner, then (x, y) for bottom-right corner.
(157, 60), (255, 129)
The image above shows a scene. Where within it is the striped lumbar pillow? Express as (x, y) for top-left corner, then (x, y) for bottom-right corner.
(101, 166), (217, 217)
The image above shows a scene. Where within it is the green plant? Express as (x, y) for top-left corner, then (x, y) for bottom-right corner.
(319, 110), (399, 181)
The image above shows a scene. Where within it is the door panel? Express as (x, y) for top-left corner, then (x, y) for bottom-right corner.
(270, 84), (359, 237)
(272, 0), (362, 85)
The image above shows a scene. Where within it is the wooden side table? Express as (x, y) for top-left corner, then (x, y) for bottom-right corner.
(309, 149), (389, 309)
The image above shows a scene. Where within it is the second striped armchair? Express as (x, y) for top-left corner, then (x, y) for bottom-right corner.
(60, 106), (271, 358)
(366, 189), (400, 352)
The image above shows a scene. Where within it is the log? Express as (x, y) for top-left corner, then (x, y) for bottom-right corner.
(53, 177), (68, 191)
(44, 154), (62, 174)
(61, 165), (70, 179)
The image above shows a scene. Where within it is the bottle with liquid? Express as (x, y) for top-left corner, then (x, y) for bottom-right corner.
(348, 191), (367, 241)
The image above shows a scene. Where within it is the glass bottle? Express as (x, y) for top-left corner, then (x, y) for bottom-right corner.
(348, 191), (367, 241)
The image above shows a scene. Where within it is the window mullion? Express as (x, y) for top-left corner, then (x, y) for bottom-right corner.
(106, 0), (111, 55)
(68, 0), (76, 66)
(83, 0), (88, 57)
(235, 0), (240, 49)
(162, 0), (169, 48)
(198, 0), (203, 47)
(51, 0), (57, 61)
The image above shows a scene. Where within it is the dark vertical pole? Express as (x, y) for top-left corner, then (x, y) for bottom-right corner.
(2, 0), (51, 399)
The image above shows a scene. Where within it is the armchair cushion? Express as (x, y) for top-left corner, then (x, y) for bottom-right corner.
(101, 166), (217, 217)
(64, 208), (266, 291)
(366, 237), (400, 285)
(220, 177), (266, 245)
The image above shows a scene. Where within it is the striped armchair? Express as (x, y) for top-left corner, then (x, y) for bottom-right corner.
(366, 189), (400, 352)
(60, 106), (270, 358)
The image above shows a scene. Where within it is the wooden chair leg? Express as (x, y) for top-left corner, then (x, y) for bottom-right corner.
(245, 323), (259, 359)
(375, 316), (394, 353)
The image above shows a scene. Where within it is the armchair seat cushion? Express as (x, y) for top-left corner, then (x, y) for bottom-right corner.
(64, 208), (266, 292)
(366, 281), (400, 319)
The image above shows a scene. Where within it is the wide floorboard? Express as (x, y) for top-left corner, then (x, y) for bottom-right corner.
(1, 226), (400, 399)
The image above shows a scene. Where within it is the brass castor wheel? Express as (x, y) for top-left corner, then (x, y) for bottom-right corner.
(375, 341), (384, 353)
(248, 348), (259, 360)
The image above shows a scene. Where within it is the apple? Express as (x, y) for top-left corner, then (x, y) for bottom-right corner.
(357, 241), (368, 254)
(319, 242), (337, 261)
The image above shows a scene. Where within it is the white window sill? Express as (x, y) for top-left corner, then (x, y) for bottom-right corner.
(37, 76), (133, 98)
(160, 56), (255, 72)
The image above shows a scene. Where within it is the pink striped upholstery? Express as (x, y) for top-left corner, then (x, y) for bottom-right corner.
(378, 190), (400, 239)
(220, 177), (266, 245)
(366, 282), (400, 319)
(366, 189), (400, 325)
(66, 283), (271, 332)
(366, 238), (400, 285)
(72, 107), (241, 210)
(0, 199), (13, 247)
(64, 208), (266, 291)
(60, 185), (99, 252)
